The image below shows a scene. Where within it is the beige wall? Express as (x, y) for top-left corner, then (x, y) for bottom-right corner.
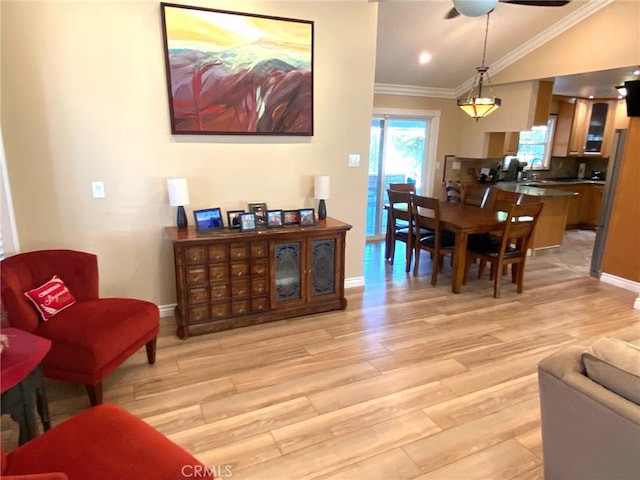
(1, 1), (378, 305)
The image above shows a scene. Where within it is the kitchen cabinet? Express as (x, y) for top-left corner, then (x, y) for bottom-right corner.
(166, 217), (351, 338)
(487, 132), (519, 157)
(534, 183), (603, 230)
(552, 97), (618, 158)
(581, 184), (604, 229)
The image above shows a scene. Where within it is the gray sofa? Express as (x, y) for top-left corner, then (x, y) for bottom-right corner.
(538, 345), (640, 480)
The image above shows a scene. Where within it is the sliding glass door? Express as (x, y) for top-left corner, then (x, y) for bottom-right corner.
(366, 116), (429, 238)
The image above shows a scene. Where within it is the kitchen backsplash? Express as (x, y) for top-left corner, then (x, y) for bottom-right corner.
(445, 156), (610, 185)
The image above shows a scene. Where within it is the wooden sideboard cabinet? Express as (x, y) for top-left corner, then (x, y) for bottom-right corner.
(166, 217), (352, 338)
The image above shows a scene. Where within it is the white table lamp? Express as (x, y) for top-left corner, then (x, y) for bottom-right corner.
(314, 175), (330, 220)
(167, 178), (190, 229)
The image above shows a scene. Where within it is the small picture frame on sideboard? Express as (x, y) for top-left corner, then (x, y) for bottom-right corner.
(239, 213), (258, 232)
(267, 210), (284, 228)
(227, 210), (244, 229)
(283, 210), (300, 225)
(299, 208), (316, 226)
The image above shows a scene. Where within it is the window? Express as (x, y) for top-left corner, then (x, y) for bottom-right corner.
(516, 116), (556, 170)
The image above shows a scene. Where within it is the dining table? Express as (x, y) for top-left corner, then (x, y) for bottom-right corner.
(385, 201), (507, 293)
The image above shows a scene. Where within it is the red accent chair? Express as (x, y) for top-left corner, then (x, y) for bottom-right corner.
(0, 403), (213, 479)
(0, 250), (159, 406)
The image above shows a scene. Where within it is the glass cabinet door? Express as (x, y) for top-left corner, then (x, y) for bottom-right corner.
(310, 238), (335, 297)
(584, 101), (609, 154)
(273, 242), (302, 303)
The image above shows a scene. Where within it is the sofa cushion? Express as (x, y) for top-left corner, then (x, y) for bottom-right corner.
(582, 337), (640, 405)
(24, 276), (76, 321)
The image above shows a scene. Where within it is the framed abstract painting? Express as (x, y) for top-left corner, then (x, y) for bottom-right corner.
(160, 3), (314, 136)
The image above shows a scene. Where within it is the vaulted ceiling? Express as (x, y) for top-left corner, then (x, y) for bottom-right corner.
(374, 0), (638, 99)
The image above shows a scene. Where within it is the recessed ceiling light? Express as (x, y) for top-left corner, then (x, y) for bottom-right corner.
(418, 52), (432, 65)
(588, 95), (594, 99)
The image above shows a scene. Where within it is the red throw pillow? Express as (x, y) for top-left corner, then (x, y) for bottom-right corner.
(24, 275), (77, 321)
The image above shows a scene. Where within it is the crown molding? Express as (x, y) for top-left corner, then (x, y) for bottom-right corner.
(455, 0), (614, 95)
(374, 83), (456, 98)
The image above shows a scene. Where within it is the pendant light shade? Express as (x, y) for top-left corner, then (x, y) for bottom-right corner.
(458, 13), (501, 120)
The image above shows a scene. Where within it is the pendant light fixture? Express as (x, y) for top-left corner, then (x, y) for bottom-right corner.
(457, 13), (501, 120)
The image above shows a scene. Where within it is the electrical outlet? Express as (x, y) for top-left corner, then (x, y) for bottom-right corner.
(91, 181), (105, 199)
(348, 154), (360, 167)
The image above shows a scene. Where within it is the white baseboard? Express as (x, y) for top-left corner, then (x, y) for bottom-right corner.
(159, 304), (176, 318)
(345, 276), (365, 289)
(600, 273), (640, 309)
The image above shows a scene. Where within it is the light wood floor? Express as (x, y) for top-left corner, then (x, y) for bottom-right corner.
(3, 232), (640, 479)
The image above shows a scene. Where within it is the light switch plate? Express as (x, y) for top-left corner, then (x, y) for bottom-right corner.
(91, 181), (105, 198)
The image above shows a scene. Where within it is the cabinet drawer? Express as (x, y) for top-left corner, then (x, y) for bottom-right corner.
(188, 287), (208, 304)
(251, 258), (268, 276)
(231, 300), (250, 316)
(185, 246), (206, 265)
(210, 284), (230, 300)
(209, 264), (228, 282)
(230, 261), (249, 278)
(208, 244), (228, 262)
(210, 302), (230, 320)
(231, 279), (250, 298)
(188, 305), (208, 324)
(251, 296), (269, 313)
(230, 242), (248, 260)
(186, 266), (207, 285)
(251, 241), (268, 258)
(251, 277), (268, 296)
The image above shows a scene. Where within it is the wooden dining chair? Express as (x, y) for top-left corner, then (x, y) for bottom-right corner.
(412, 194), (456, 285)
(444, 181), (462, 203)
(485, 189), (523, 211)
(462, 185), (490, 208)
(465, 202), (544, 298)
(387, 190), (431, 272)
(389, 182), (417, 193)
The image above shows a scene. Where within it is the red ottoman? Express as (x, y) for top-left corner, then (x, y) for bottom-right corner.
(1, 404), (213, 480)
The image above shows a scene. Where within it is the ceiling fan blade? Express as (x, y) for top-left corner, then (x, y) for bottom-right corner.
(445, 7), (461, 19)
(500, 0), (571, 6)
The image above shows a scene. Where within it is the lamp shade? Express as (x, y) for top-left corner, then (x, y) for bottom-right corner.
(167, 178), (189, 206)
(314, 176), (330, 200)
(452, 0), (498, 17)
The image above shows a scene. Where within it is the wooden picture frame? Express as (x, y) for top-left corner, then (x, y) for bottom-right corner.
(227, 210), (244, 229)
(160, 3), (314, 136)
(239, 213), (258, 232)
(283, 210), (300, 225)
(267, 210), (284, 228)
(248, 202), (268, 225)
(299, 208), (316, 226)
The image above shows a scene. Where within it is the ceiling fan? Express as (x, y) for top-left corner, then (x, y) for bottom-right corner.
(446, 0), (571, 20)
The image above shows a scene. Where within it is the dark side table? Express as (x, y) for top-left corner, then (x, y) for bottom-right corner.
(1, 327), (52, 445)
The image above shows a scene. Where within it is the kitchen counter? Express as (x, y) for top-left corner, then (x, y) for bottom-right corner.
(488, 183), (574, 252)
(492, 183), (578, 197)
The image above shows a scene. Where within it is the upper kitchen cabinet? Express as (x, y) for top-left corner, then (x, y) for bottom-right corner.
(552, 96), (621, 158)
(487, 132), (519, 157)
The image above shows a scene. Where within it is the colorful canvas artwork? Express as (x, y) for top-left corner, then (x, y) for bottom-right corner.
(161, 3), (314, 135)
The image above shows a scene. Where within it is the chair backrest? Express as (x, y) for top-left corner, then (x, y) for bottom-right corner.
(387, 189), (413, 224)
(412, 194), (441, 232)
(487, 189), (524, 212)
(444, 181), (462, 203)
(499, 203), (544, 256)
(0, 250), (99, 332)
(462, 185), (490, 208)
(389, 182), (416, 193)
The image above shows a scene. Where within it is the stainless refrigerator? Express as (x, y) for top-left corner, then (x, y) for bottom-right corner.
(590, 128), (627, 277)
